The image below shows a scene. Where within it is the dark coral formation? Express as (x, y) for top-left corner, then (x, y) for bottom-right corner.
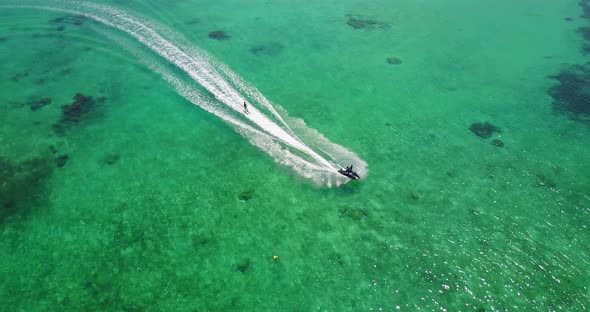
(578, 1), (590, 52)
(347, 17), (370, 29)
(238, 190), (253, 201)
(11, 71), (29, 82)
(536, 173), (557, 188)
(51, 15), (86, 26)
(52, 93), (105, 135)
(578, 26), (590, 41)
(33, 77), (47, 85)
(469, 122), (502, 139)
(1, 157), (52, 223)
(543, 1), (590, 124)
(386, 57), (402, 65)
(235, 259), (251, 273)
(209, 31), (229, 40)
(491, 139), (504, 147)
(250, 43), (284, 56)
(29, 97), (52, 111)
(50, 15), (86, 31)
(547, 65), (590, 122)
(103, 154), (120, 166)
(347, 17), (378, 29)
(55, 155), (69, 168)
(346, 14), (388, 30)
(580, 0), (590, 19)
(62, 93), (94, 121)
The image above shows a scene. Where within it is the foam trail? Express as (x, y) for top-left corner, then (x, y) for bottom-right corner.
(4, 0), (367, 186)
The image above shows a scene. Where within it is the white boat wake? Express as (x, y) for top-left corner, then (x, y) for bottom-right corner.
(2, 0), (367, 186)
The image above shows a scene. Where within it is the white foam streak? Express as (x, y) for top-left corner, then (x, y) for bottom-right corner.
(6, 0), (367, 186)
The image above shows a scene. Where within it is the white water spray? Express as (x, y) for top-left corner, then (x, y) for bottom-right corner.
(3, 0), (367, 186)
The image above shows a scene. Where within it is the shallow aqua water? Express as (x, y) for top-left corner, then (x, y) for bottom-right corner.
(1, 0), (589, 310)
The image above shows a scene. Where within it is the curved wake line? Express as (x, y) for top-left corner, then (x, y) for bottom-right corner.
(4, 0), (367, 186)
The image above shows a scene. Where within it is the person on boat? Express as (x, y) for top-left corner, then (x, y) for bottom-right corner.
(346, 165), (353, 173)
(243, 101), (249, 114)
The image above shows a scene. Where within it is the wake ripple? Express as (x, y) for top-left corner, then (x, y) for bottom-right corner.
(3, 0), (367, 186)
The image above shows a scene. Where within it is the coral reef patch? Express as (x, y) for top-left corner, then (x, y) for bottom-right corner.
(55, 155), (69, 168)
(535, 173), (557, 188)
(62, 93), (95, 121)
(543, 1), (590, 125)
(50, 14), (87, 31)
(238, 190), (253, 201)
(491, 139), (504, 148)
(29, 97), (52, 111)
(469, 122), (502, 139)
(386, 57), (402, 65)
(547, 65), (590, 123)
(235, 259), (251, 273)
(51, 15), (86, 26)
(578, 26), (590, 41)
(345, 14), (388, 30)
(103, 154), (120, 166)
(0, 156), (52, 223)
(208, 31), (229, 40)
(580, 0), (590, 19)
(52, 93), (105, 135)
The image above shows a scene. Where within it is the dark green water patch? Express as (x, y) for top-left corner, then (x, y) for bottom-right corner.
(0, 156), (53, 224)
(29, 97), (52, 111)
(54, 154), (69, 168)
(545, 1), (590, 124)
(409, 190), (421, 200)
(547, 65), (590, 123)
(386, 56), (402, 65)
(535, 173), (557, 189)
(10, 70), (30, 82)
(491, 139), (504, 147)
(238, 189), (254, 201)
(102, 153), (120, 166)
(250, 42), (284, 56)
(235, 258), (251, 273)
(580, 0), (590, 19)
(469, 122), (502, 139)
(50, 15), (87, 32)
(48, 145), (58, 154)
(52, 93), (106, 135)
(51, 15), (87, 25)
(62, 93), (95, 119)
(208, 30), (229, 40)
(345, 14), (388, 30)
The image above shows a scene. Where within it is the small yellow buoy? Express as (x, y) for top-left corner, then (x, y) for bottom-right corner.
(273, 255), (279, 261)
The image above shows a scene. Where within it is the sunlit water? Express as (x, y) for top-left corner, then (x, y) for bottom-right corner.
(0, 0), (588, 310)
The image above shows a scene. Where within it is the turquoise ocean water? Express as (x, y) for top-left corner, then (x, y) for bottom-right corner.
(1, 0), (589, 310)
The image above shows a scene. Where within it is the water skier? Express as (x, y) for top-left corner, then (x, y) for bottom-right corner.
(243, 101), (249, 114)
